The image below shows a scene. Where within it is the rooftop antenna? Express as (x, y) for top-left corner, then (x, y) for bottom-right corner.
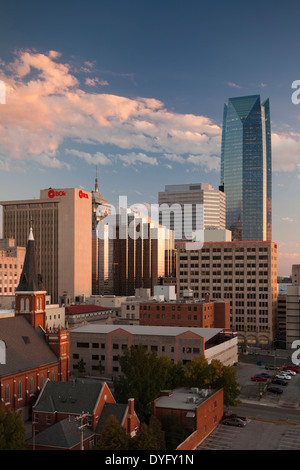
(95, 165), (99, 192)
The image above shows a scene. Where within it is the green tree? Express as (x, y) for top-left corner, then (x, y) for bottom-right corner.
(0, 406), (27, 450)
(77, 358), (86, 375)
(131, 416), (165, 450)
(114, 345), (181, 422)
(96, 360), (104, 376)
(95, 414), (130, 450)
(183, 357), (240, 407)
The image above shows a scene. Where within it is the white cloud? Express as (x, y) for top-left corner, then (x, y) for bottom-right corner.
(0, 49), (222, 172)
(227, 82), (242, 88)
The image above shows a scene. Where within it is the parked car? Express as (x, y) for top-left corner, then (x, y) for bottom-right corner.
(255, 373), (271, 378)
(265, 365), (280, 371)
(222, 413), (247, 422)
(276, 374), (291, 380)
(283, 365), (300, 372)
(280, 372), (293, 378)
(251, 376), (267, 381)
(267, 387), (283, 395)
(282, 369), (296, 376)
(222, 418), (246, 427)
(272, 378), (288, 386)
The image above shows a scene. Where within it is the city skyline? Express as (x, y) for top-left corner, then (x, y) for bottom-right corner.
(1, 0), (300, 275)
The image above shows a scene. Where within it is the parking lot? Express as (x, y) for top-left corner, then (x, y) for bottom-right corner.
(236, 360), (300, 407)
(197, 359), (300, 450)
(198, 419), (300, 450)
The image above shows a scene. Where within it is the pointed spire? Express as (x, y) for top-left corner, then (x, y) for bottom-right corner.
(16, 227), (44, 292)
(28, 226), (34, 241)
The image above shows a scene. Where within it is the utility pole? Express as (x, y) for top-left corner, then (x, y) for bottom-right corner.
(76, 412), (89, 450)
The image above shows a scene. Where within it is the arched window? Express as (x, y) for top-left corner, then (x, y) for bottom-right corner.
(40, 374), (45, 388)
(29, 377), (34, 395)
(25, 298), (29, 312)
(51, 371), (55, 381)
(5, 384), (10, 404)
(18, 381), (22, 399)
(20, 298), (24, 312)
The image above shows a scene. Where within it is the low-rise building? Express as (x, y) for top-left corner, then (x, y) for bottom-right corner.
(70, 324), (238, 379)
(152, 387), (223, 450)
(65, 304), (113, 327)
(139, 294), (230, 329)
(28, 379), (139, 450)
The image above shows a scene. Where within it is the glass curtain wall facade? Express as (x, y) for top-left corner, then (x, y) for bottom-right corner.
(220, 95), (272, 241)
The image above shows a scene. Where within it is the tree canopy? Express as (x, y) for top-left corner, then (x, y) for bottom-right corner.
(0, 406), (27, 450)
(113, 345), (240, 422)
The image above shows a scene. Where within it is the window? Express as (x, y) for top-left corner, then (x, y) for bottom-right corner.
(29, 377), (34, 395)
(18, 380), (22, 400)
(5, 384), (10, 404)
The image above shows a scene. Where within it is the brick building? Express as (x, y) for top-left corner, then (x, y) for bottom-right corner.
(139, 294), (230, 329)
(28, 379), (139, 450)
(152, 387), (224, 450)
(0, 228), (69, 419)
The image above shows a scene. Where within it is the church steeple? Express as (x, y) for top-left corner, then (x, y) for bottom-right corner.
(16, 225), (44, 292)
(15, 226), (46, 330)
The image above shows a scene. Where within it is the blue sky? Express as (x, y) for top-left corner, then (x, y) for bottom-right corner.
(0, 0), (300, 275)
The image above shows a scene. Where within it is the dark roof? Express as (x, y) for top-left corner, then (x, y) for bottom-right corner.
(65, 304), (111, 315)
(16, 229), (44, 292)
(95, 403), (127, 434)
(33, 379), (106, 415)
(27, 417), (95, 449)
(0, 317), (59, 377)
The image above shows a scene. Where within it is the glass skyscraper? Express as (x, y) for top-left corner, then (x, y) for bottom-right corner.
(220, 95), (272, 241)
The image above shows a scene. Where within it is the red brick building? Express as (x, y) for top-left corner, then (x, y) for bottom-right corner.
(139, 294), (230, 329)
(0, 228), (69, 419)
(28, 379), (140, 450)
(152, 387), (224, 450)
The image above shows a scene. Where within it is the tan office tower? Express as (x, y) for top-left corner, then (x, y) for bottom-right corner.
(158, 183), (226, 242)
(177, 240), (278, 346)
(0, 188), (92, 304)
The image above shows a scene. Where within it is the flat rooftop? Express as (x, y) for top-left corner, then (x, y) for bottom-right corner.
(154, 387), (218, 410)
(70, 324), (223, 342)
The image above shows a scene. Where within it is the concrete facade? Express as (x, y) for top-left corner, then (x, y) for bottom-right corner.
(0, 188), (92, 303)
(70, 324), (238, 379)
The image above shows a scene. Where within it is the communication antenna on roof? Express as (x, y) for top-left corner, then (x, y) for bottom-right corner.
(95, 164), (99, 192)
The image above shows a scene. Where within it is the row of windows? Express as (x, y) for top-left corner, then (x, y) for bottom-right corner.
(4, 372), (55, 403)
(75, 343), (201, 356)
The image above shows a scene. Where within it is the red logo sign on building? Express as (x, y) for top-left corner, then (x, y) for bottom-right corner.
(48, 189), (66, 198)
(79, 190), (89, 199)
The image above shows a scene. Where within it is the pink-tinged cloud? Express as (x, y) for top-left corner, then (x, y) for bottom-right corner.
(0, 49), (222, 172)
(1, 49), (300, 176)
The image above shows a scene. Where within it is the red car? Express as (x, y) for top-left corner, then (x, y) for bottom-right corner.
(251, 376), (267, 381)
(283, 365), (300, 372)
